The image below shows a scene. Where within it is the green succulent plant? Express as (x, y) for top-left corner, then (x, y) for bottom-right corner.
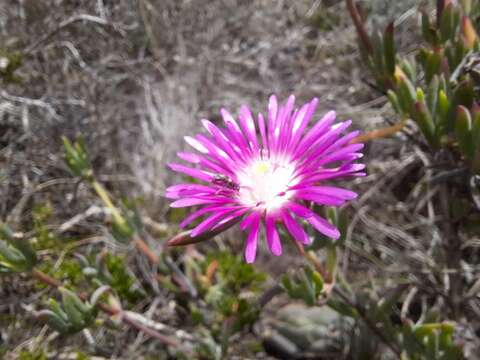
(348, 0), (480, 173)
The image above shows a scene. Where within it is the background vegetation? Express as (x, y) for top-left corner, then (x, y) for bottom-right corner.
(0, 0), (479, 359)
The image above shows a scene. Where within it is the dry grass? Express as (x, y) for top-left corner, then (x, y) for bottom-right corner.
(3, 0), (477, 359)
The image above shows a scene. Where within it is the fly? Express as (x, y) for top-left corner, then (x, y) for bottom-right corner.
(212, 174), (240, 191)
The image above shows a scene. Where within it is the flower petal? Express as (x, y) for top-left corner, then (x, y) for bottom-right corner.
(201, 119), (244, 163)
(291, 163), (366, 186)
(267, 95), (278, 149)
(221, 108), (251, 158)
(179, 205), (238, 228)
(308, 213), (340, 239)
(177, 151), (233, 176)
(316, 143), (365, 166)
(275, 95), (295, 152)
(295, 186), (358, 201)
(288, 202), (340, 239)
(212, 207), (249, 230)
(170, 197), (228, 208)
(240, 211), (259, 230)
(166, 183), (216, 199)
(238, 105), (259, 152)
(294, 191), (346, 206)
(290, 98), (318, 147)
(295, 120), (352, 165)
(265, 214), (282, 256)
(257, 113), (269, 154)
(294, 110), (336, 156)
(244, 212), (261, 263)
(190, 209), (237, 237)
(313, 186), (358, 200)
(167, 163), (213, 182)
(281, 210), (310, 245)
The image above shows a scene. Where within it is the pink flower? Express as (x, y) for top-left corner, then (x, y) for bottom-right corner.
(167, 95), (365, 262)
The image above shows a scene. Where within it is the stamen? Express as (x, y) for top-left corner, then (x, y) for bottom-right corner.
(236, 156), (295, 211)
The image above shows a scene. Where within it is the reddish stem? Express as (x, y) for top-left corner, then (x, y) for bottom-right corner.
(346, 0), (374, 55)
(134, 237), (159, 264)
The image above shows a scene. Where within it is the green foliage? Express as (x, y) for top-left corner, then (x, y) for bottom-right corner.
(194, 330), (222, 360)
(37, 287), (97, 335)
(39, 249), (143, 305)
(108, 197), (140, 243)
(75, 352), (90, 360)
(349, 0), (480, 173)
(72, 252), (144, 306)
(327, 283), (464, 359)
(401, 322), (464, 360)
(18, 350), (48, 360)
(307, 3), (341, 32)
(0, 223), (36, 273)
(63, 137), (139, 243)
(102, 253), (144, 305)
(268, 305), (352, 357)
(0, 49), (23, 84)
(31, 202), (58, 250)
(52, 258), (84, 288)
(281, 266), (324, 306)
(310, 206), (348, 250)
(201, 252), (266, 323)
(62, 137), (93, 180)
(30, 202), (85, 288)
(209, 251), (266, 294)
(180, 251), (268, 356)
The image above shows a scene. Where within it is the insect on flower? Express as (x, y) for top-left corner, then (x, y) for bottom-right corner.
(166, 95), (365, 263)
(212, 174), (240, 191)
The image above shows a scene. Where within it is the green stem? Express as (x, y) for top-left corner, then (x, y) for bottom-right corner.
(91, 180), (127, 227)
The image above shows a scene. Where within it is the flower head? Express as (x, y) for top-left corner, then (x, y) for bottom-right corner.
(166, 95), (365, 262)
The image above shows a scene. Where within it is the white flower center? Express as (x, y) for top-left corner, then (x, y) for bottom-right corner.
(236, 157), (296, 211)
